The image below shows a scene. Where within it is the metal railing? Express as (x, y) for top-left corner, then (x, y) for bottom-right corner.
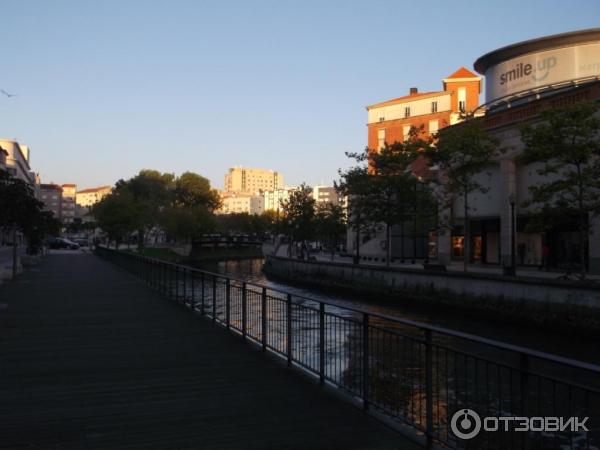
(96, 246), (600, 449)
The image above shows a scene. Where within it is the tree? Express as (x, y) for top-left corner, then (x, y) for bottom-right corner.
(0, 170), (49, 278)
(519, 101), (600, 279)
(336, 165), (374, 264)
(92, 190), (139, 248)
(314, 202), (346, 260)
(174, 172), (221, 210)
(118, 170), (174, 249)
(280, 183), (315, 258)
(426, 118), (503, 272)
(159, 205), (215, 244)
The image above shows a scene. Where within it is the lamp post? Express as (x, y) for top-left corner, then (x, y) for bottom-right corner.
(508, 193), (517, 276)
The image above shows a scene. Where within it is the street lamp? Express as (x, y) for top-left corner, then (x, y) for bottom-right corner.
(508, 193), (517, 276)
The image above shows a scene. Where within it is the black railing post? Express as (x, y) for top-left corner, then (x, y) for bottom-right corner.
(286, 293), (292, 367)
(425, 329), (434, 450)
(201, 272), (205, 316)
(183, 267), (187, 305)
(226, 279), (231, 329)
(319, 302), (325, 385)
(242, 282), (247, 339)
(190, 270), (195, 311)
(212, 276), (217, 323)
(520, 353), (529, 417)
(175, 265), (179, 303)
(362, 313), (369, 411)
(261, 287), (267, 351)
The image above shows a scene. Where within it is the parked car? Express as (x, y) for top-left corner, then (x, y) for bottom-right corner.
(45, 237), (80, 250)
(73, 238), (89, 247)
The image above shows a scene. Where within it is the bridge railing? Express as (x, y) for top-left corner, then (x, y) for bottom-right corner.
(96, 246), (600, 450)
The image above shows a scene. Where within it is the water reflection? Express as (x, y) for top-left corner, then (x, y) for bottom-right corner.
(193, 258), (600, 366)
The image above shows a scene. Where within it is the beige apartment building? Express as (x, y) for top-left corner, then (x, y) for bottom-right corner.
(224, 167), (284, 194)
(263, 186), (297, 211)
(75, 185), (112, 221)
(61, 184), (77, 224)
(219, 194), (264, 215)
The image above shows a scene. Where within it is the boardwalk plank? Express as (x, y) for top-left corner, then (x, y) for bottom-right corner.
(0, 253), (418, 450)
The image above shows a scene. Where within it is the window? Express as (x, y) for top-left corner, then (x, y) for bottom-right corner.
(377, 129), (386, 150)
(403, 125), (411, 142)
(429, 120), (439, 135)
(379, 117), (385, 122)
(404, 106), (411, 118)
(431, 101), (438, 113)
(458, 87), (466, 112)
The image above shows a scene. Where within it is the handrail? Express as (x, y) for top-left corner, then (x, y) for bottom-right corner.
(96, 246), (600, 450)
(110, 247), (600, 375)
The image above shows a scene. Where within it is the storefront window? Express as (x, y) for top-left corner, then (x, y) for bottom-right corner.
(452, 236), (464, 258)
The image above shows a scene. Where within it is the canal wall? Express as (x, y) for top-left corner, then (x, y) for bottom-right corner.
(263, 255), (600, 333)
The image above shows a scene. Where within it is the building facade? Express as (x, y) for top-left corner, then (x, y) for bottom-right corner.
(0, 139), (36, 185)
(61, 184), (77, 224)
(39, 184), (63, 220)
(312, 185), (342, 207)
(224, 167), (284, 194)
(351, 68), (482, 260)
(263, 186), (298, 212)
(353, 29), (600, 272)
(219, 194), (265, 215)
(443, 28), (600, 272)
(75, 185), (111, 221)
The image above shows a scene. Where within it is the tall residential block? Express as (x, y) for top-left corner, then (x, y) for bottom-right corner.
(224, 167), (284, 194)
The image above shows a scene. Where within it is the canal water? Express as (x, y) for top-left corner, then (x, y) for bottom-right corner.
(194, 258), (600, 366)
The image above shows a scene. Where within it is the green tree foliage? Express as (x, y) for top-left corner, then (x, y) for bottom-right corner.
(92, 189), (139, 248)
(426, 118), (502, 271)
(280, 183), (315, 257)
(93, 170), (221, 250)
(118, 170), (175, 249)
(314, 202), (346, 260)
(519, 101), (600, 278)
(336, 165), (374, 263)
(0, 170), (58, 264)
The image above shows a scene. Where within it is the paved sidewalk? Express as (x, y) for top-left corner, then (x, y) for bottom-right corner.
(0, 253), (417, 449)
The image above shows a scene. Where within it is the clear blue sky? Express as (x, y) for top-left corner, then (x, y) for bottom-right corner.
(2, 0), (598, 190)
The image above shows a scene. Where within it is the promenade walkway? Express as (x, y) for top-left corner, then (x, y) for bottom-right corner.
(0, 252), (416, 449)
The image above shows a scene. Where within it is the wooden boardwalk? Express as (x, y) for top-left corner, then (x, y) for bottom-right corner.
(0, 253), (418, 449)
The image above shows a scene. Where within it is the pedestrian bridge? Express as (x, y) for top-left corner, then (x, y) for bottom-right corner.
(1, 248), (598, 449)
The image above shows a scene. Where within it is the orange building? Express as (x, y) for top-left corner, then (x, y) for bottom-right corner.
(366, 67), (481, 152)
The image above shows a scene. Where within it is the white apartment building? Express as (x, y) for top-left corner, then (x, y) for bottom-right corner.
(0, 139), (36, 185)
(75, 185), (112, 221)
(219, 194), (265, 215)
(224, 167), (284, 194)
(263, 186), (298, 211)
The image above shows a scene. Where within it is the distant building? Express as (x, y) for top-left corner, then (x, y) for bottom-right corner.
(39, 184), (63, 220)
(312, 185), (342, 206)
(75, 185), (112, 222)
(0, 146), (7, 171)
(0, 139), (36, 185)
(224, 167), (284, 194)
(61, 184), (77, 224)
(263, 186), (297, 211)
(219, 194), (265, 215)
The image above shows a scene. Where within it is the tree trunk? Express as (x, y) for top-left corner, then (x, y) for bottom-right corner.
(578, 208), (587, 280)
(12, 227), (17, 281)
(386, 223), (391, 268)
(138, 228), (144, 250)
(355, 224), (361, 265)
(463, 193), (469, 273)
